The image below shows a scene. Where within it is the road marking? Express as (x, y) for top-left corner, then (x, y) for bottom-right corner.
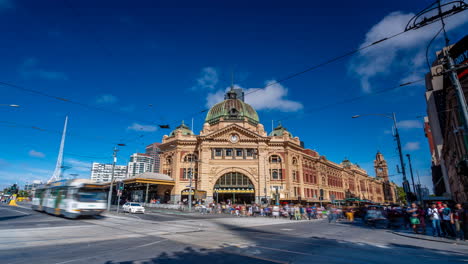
(253, 245), (315, 256)
(0, 207), (30, 215)
(221, 249), (290, 264)
(131, 239), (167, 248)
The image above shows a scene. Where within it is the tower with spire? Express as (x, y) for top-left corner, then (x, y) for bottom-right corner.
(374, 151), (389, 182)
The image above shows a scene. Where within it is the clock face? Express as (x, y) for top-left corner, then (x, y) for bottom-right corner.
(230, 134), (239, 143)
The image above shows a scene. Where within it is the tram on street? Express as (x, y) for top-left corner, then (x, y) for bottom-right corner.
(31, 179), (107, 219)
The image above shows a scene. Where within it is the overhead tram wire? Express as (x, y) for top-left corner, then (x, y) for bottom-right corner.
(0, 81), (164, 127)
(276, 79), (425, 123)
(2, 4), (465, 130)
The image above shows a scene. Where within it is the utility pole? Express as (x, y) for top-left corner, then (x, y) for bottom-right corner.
(188, 157), (194, 212)
(107, 146), (119, 211)
(392, 112), (411, 197)
(406, 154), (417, 198)
(437, 1), (468, 136)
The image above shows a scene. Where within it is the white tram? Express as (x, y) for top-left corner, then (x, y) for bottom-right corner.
(32, 179), (107, 218)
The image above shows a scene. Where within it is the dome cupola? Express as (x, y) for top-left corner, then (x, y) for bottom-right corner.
(269, 122), (293, 138)
(169, 121), (194, 136)
(205, 88), (259, 125)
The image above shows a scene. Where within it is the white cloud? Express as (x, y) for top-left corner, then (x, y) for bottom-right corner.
(349, 9), (468, 92)
(206, 81), (303, 112)
(206, 89), (226, 108)
(95, 94), (118, 105)
(397, 120), (423, 129)
(127, 123), (158, 132)
(19, 57), (68, 81)
(64, 158), (91, 172)
(192, 67), (219, 90)
(403, 141), (420, 151)
(29, 150), (45, 158)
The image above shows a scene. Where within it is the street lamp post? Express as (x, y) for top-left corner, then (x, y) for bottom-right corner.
(406, 154), (417, 199)
(107, 144), (125, 211)
(352, 113), (411, 200)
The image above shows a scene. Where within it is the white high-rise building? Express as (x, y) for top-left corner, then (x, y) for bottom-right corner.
(91, 162), (128, 183)
(127, 153), (154, 177)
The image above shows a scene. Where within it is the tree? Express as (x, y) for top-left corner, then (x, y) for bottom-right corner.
(17, 190), (29, 197)
(396, 186), (406, 204)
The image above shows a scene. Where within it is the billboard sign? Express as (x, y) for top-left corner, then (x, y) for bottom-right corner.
(451, 35), (468, 80)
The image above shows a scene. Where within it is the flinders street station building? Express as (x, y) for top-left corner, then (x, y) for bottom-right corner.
(158, 88), (398, 205)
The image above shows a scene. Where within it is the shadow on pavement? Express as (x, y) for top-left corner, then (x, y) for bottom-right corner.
(0, 214), (29, 221)
(100, 221), (467, 264)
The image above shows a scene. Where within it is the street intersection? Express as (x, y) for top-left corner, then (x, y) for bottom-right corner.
(0, 204), (467, 264)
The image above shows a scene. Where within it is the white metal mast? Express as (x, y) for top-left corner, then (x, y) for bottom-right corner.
(48, 116), (68, 183)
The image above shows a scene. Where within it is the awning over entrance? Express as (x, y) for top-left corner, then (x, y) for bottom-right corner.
(123, 172), (175, 186)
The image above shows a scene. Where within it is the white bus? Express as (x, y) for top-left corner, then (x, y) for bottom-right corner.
(32, 179), (107, 219)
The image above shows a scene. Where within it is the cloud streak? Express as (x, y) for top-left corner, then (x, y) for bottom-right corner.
(397, 120), (423, 129)
(127, 123), (158, 132)
(95, 94), (118, 105)
(29, 150), (45, 158)
(192, 67), (219, 90)
(19, 58), (69, 81)
(403, 141), (420, 151)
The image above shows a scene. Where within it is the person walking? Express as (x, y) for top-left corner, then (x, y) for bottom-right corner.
(272, 204), (280, 219)
(427, 204), (442, 237)
(407, 203), (420, 234)
(311, 204), (318, 219)
(306, 205), (312, 220)
(346, 208), (355, 222)
(294, 205), (301, 220)
(441, 203), (455, 237)
(454, 203), (465, 241)
(328, 206), (337, 224)
(417, 205), (426, 235)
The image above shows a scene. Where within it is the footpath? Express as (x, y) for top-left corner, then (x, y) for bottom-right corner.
(389, 228), (468, 245)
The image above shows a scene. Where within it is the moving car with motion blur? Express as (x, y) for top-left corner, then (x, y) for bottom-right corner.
(364, 206), (389, 228)
(122, 202), (145, 214)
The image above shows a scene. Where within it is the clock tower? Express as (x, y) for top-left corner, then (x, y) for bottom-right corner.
(374, 151), (389, 182)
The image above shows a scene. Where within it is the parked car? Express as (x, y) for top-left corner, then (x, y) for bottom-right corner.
(122, 203), (145, 214)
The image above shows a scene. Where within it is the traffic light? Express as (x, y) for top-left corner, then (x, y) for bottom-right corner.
(116, 182), (124, 191)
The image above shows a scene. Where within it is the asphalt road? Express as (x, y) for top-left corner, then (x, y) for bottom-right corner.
(1, 203), (467, 264)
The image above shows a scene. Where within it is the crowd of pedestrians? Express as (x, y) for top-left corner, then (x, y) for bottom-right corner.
(188, 199), (466, 242)
(414, 202), (466, 241)
(193, 202), (337, 220)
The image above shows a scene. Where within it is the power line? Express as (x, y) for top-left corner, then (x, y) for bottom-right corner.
(0, 81), (165, 127)
(3, 2), (465, 131)
(277, 79), (424, 123)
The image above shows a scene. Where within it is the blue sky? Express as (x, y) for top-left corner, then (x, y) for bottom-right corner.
(0, 0), (467, 191)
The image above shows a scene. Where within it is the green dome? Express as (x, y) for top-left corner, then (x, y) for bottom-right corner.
(170, 121), (194, 136)
(269, 122), (292, 137)
(205, 90), (259, 125)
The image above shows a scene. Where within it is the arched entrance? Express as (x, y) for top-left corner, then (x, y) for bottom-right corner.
(214, 172), (255, 204)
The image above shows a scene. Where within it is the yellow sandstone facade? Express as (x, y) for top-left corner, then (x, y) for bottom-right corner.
(159, 89), (398, 204)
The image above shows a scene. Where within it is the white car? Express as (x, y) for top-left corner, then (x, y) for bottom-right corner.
(122, 202), (145, 214)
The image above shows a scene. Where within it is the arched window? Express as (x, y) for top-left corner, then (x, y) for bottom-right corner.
(292, 157), (298, 165)
(184, 154), (197, 162)
(269, 155), (282, 163)
(215, 172), (253, 188)
(166, 157), (172, 165)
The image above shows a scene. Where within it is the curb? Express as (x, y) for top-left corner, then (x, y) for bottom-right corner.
(388, 231), (468, 246)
